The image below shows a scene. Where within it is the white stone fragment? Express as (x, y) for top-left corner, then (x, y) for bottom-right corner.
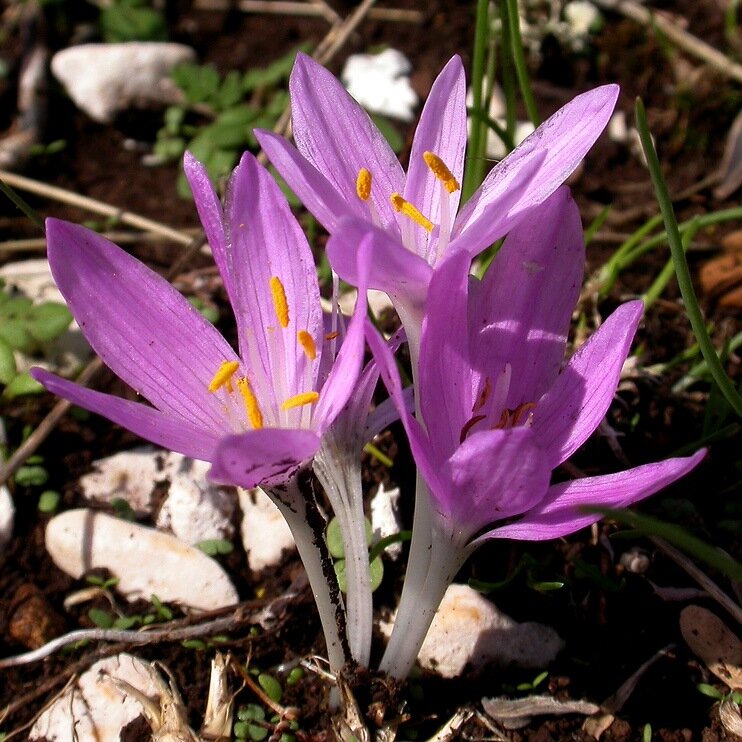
(239, 487), (295, 571)
(341, 48), (418, 122)
(79, 446), (166, 515)
(45, 509), (238, 610)
(564, 0), (601, 37)
(30, 654), (162, 741)
(336, 288), (394, 321)
(370, 483), (402, 560)
(608, 110), (628, 144)
(382, 584), (564, 678)
(0, 485), (14, 552)
(156, 454), (235, 544)
(51, 42), (195, 123)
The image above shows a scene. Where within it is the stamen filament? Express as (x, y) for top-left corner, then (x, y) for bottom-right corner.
(236, 376), (264, 429)
(356, 168), (372, 201)
(297, 330), (317, 361)
(390, 193), (434, 233)
(282, 391), (319, 410)
(208, 360), (240, 393)
(269, 276), (290, 328)
(423, 151), (460, 193)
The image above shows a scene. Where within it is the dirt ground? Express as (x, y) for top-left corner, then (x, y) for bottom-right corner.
(0, 0), (740, 739)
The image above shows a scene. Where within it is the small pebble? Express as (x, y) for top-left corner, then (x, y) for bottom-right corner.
(341, 48), (418, 122)
(30, 654), (162, 741)
(239, 487), (295, 571)
(45, 508), (238, 610)
(51, 42), (195, 123)
(382, 583), (564, 678)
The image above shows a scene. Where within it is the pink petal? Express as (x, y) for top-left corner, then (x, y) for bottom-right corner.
(403, 56), (467, 259)
(442, 427), (551, 536)
(209, 427), (321, 489)
(533, 301), (643, 467)
(484, 449), (706, 541)
(255, 130), (358, 233)
(289, 52), (405, 232)
(31, 368), (220, 461)
(451, 85), (619, 256)
(45, 218), (237, 433)
(468, 187), (585, 409)
(223, 153), (323, 413)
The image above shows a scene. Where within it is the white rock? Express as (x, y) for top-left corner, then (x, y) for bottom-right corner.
(46, 509), (238, 610)
(370, 483), (402, 560)
(157, 454), (235, 545)
(341, 48), (418, 122)
(564, 0), (601, 37)
(336, 288), (394, 321)
(51, 42), (195, 123)
(607, 110), (628, 144)
(239, 487), (295, 571)
(382, 584), (564, 678)
(30, 654), (161, 741)
(80, 446), (166, 515)
(0, 485), (14, 552)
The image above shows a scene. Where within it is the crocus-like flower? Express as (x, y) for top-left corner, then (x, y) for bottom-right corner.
(257, 53), (618, 351)
(32, 151), (370, 672)
(365, 188), (705, 679)
(33, 151), (367, 486)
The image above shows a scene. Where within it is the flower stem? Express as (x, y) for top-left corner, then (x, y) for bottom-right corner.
(266, 474), (350, 673)
(379, 522), (466, 679)
(314, 437), (374, 668)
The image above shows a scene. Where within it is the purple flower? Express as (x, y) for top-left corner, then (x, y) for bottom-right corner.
(366, 188), (705, 677)
(257, 53), (618, 318)
(32, 151), (369, 489)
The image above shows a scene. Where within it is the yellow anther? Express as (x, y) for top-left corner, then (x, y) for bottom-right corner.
(356, 168), (372, 201)
(269, 276), (289, 328)
(236, 377), (264, 430)
(297, 330), (317, 361)
(208, 360), (240, 393)
(423, 151), (460, 193)
(390, 193), (434, 233)
(281, 391), (320, 410)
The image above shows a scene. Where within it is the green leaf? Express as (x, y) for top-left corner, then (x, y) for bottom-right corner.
(100, 4), (168, 42)
(14, 465), (48, 487)
(196, 538), (234, 556)
(238, 704), (265, 722)
(326, 517), (345, 558)
(111, 497), (136, 521)
(27, 302), (72, 343)
(182, 639), (207, 650)
(113, 615), (141, 630)
(696, 683), (723, 699)
(258, 672), (282, 703)
(38, 490), (60, 513)
(0, 335), (17, 384)
(0, 320), (35, 353)
(248, 725), (268, 742)
(286, 667), (304, 685)
(369, 555), (384, 591)
(206, 105), (260, 148)
(242, 47), (302, 91)
(217, 70), (245, 109)
(88, 608), (114, 628)
(369, 114), (403, 154)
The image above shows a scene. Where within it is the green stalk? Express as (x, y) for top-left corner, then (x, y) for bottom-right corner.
(504, 0), (540, 127)
(0, 180), (45, 232)
(635, 97), (742, 417)
(499, 0), (517, 140)
(462, 0), (492, 201)
(642, 217), (699, 309)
